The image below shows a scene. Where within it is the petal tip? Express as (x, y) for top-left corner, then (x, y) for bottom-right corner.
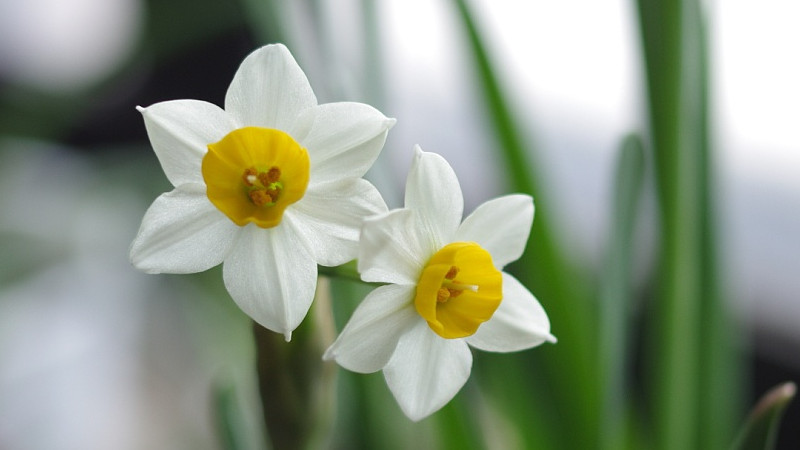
(130, 257), (163, 275)
(129, 244), (153, 273)
(249, 43), (290, 61)
(405, 411), (428, 423)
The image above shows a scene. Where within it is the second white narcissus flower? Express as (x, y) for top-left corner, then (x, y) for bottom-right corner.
(324, 146), (556, 421)
(130, 44), (394, 340)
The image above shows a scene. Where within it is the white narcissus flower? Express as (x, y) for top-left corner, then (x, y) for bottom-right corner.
(324, 146), (556, 421)
(130, 44), (394, 340)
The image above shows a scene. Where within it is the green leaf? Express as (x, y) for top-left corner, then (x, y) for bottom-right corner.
(731, 382), (796, 450)
(599, 135), (644, 450)
(634, 0), (742, 446)
(213, 382), (247, 450)
(450, 0), (598, 446)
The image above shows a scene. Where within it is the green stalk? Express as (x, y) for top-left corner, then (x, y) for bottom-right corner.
(688, 2), (742, 447)
(253, 280), (338, 450)
(318, 261), (365, 284)
(437, 387), (485, 450)
(599, 135), (645, 450)
(451, 0), (598, 447)
(635, 0), (700, 447)
(634, 0), (738, 447)
(213, 382), (247, 450)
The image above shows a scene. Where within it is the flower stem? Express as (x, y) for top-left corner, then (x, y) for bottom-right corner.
(253, 278), (337, 449)
(317, 261), (380, 286)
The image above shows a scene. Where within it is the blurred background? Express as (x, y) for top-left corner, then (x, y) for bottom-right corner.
(0, 0), (797, 448)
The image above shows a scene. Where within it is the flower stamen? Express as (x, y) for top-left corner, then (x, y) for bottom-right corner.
(249, 189), (273, 206)
(242, 167), (258, 186)
(445, 266), (459, 280)
(243, 166), (284, 206)
(414, 242), (502, 338)
(436, 266), (478, 303)
(203, 127), (309, 228)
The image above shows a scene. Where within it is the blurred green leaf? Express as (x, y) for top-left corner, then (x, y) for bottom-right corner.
(599, 135), (645, 450)
(436, 390), (485, 450)
(686, 1), (744, 446)
(636, 0), (702, 446)
(0, 231), (68, 286)
(213, 382), (248, 450)
(238, 0), (291, 46)
(634, 0), (742, 446)
(451, 0), (598, 447)
(731, 382), (796, 450)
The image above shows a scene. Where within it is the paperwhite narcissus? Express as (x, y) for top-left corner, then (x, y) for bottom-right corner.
(130, 44), (394, 340)
(324, 146), (556, 421)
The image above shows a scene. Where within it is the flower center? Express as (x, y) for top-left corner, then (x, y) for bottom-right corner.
(414, 242), (502, 339)
(202, 127), (310, 228)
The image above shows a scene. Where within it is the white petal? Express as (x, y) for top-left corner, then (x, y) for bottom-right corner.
(404, 146), (463, 249)
(466, 272), (556, 352)
(130, 183), (238, 274)
(358, 209), (428, 285)
(290, 178), (387, 266)
(455, 194), (534, 268)
(384, 321), (472, 421)
(323, 284), (418, 373)
(222, 216), (317, 340)
(293, 102), (395, 184)
(138, 100), (235, 187)
(224, 44), (316, 130)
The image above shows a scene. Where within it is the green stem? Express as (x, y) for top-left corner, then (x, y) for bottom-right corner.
(317, 261), (380, 286)
(253, 280), (338, 450)
(451, 0), (598, 446)
(636, 0), (701, 445)
(599, 135), (645, 450)
(634, 0), (739, 448)
(688, 2), (742, 446)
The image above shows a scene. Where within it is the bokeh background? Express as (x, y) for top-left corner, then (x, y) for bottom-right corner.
(1, 0), (798, 448)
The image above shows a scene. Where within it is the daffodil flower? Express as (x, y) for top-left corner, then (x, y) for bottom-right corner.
(130, 44), (394, 340)
(324, 146), (556, 421)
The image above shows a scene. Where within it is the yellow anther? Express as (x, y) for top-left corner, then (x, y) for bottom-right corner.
(249, 189), (273, 206)
(266, 166), (281, 183)
(445, 266), (459, 280)
(242, 167), (258, 186)
(437, 288), (451, 303)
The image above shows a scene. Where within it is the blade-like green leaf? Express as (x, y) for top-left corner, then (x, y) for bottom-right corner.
(599, 135), (645, 450)
(213, 382), (247, 450)
(450, 0), (598, 447)
(731, 382), (796, 450)
(634, 0), (742, 446)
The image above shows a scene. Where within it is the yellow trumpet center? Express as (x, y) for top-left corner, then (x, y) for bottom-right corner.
(414, 242), (502, 339)
(202, 127), (310, 228)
